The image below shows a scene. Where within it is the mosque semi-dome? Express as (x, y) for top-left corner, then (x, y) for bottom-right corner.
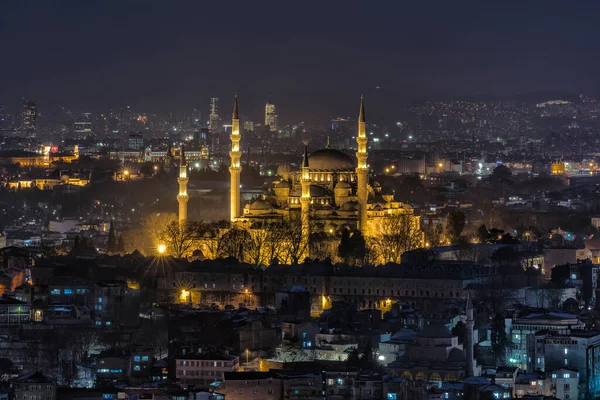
(275, 180), (291, 189)
(249, 199), (274, 211)
(340, 200), (360, 211)
(308, 148), (355, 170)
(335, 181), (351, 189)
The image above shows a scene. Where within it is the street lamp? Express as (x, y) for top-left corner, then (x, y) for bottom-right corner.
(180, 289), (189, 303)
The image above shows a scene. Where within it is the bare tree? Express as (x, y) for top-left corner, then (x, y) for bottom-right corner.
(246, 225), (270, 266)
(280, 212), (308, 264)
(446, 210), (466, 244)
(219, 228), (251, 261)
(263, 221), (288, 264)
(125, 212), (178, 255)
(370, 214), (424, 264)
(159, 220), (199, 258)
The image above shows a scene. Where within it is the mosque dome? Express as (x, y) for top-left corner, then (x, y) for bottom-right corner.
(308, 149), (355, 170)
(418, 323), (454, 339)
(340, 200), (360, 211)
(447, 348), (467, 362)
(249, 199), (274, 211)
(276, 180), (291, 189)
(335, 181), (351, 189)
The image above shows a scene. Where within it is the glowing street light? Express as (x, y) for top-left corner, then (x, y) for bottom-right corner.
(180, 289), (189, 303)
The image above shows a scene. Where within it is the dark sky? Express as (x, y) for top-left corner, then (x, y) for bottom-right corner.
(2, 0), (600, 121)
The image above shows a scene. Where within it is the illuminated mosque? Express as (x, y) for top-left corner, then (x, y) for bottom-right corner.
(177, 95), (422, 260)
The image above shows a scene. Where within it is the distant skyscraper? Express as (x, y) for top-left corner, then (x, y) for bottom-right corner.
(209, 97), (221, 133)
(22, 100), (37, 135)
(243, 121), (254, 132)
(128, 133), (144, 150)
(73, 113), (92, 138)
(265, 103), (277, 131)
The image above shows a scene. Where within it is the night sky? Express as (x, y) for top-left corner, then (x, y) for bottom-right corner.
(2, 0), (600, 121)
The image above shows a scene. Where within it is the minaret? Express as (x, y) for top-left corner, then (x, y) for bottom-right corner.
(229, 94), (242, 222)
(300, 145), (311, 258)
(355, 95), (369, 233)
(177, 145), (189, 224)
(466, 293), (475, 377)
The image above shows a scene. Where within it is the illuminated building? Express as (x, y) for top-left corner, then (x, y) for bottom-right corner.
(265, 102), (277, 131)
(128, 133), (144, 150)
(243, 120), (254, 132)
(226, 96), (421, 261)
(355, 95), (368, 231)
(173, 96), (422, 263)
(21, 100), (37, 136)
(551, 161), (565, 175)
(73, 113), (92, 138)
(209, 97), (221, 133)
(177, 145), (189, 224)
(229, 95), (242, 221)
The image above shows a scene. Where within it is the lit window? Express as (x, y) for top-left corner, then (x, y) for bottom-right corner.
(98, 297), (103, 303)
(212, 283), (216, 289)
(63, 289), (73, 295)
(552, 374), (557, 379)
(76, 289), (86, 294)
(565, 348), (568, 354)
(142, 356), (149, 361)
(134, 356), (141, 362)
(564, 373), (570, 379)
(565, 358), (568, 365)
(96, 321), (101, 326)
(50, 289), (60, 295)
(105, 321), (111, 326)
(337, 378), (344, 385)
(134, 365), (141, 371)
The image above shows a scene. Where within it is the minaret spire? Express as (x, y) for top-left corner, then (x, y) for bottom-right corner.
(229, 94), (242, 222)
(302, 144), (309, 168)
(359, 94), (365, 123)
(233, 93), (239, 119)
(300, 143), (311, 261)
(355, 95), (369, 233)
(177, 144), (189, 224)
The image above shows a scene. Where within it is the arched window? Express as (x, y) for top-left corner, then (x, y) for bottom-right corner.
(415, 372), (427, 380)
(401, 371), (413, 379)
(444, 373), (457, 382)
(430, 373), (442, 382)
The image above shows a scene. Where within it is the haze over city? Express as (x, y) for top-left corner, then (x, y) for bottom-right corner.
(3, 1), (600, 120)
